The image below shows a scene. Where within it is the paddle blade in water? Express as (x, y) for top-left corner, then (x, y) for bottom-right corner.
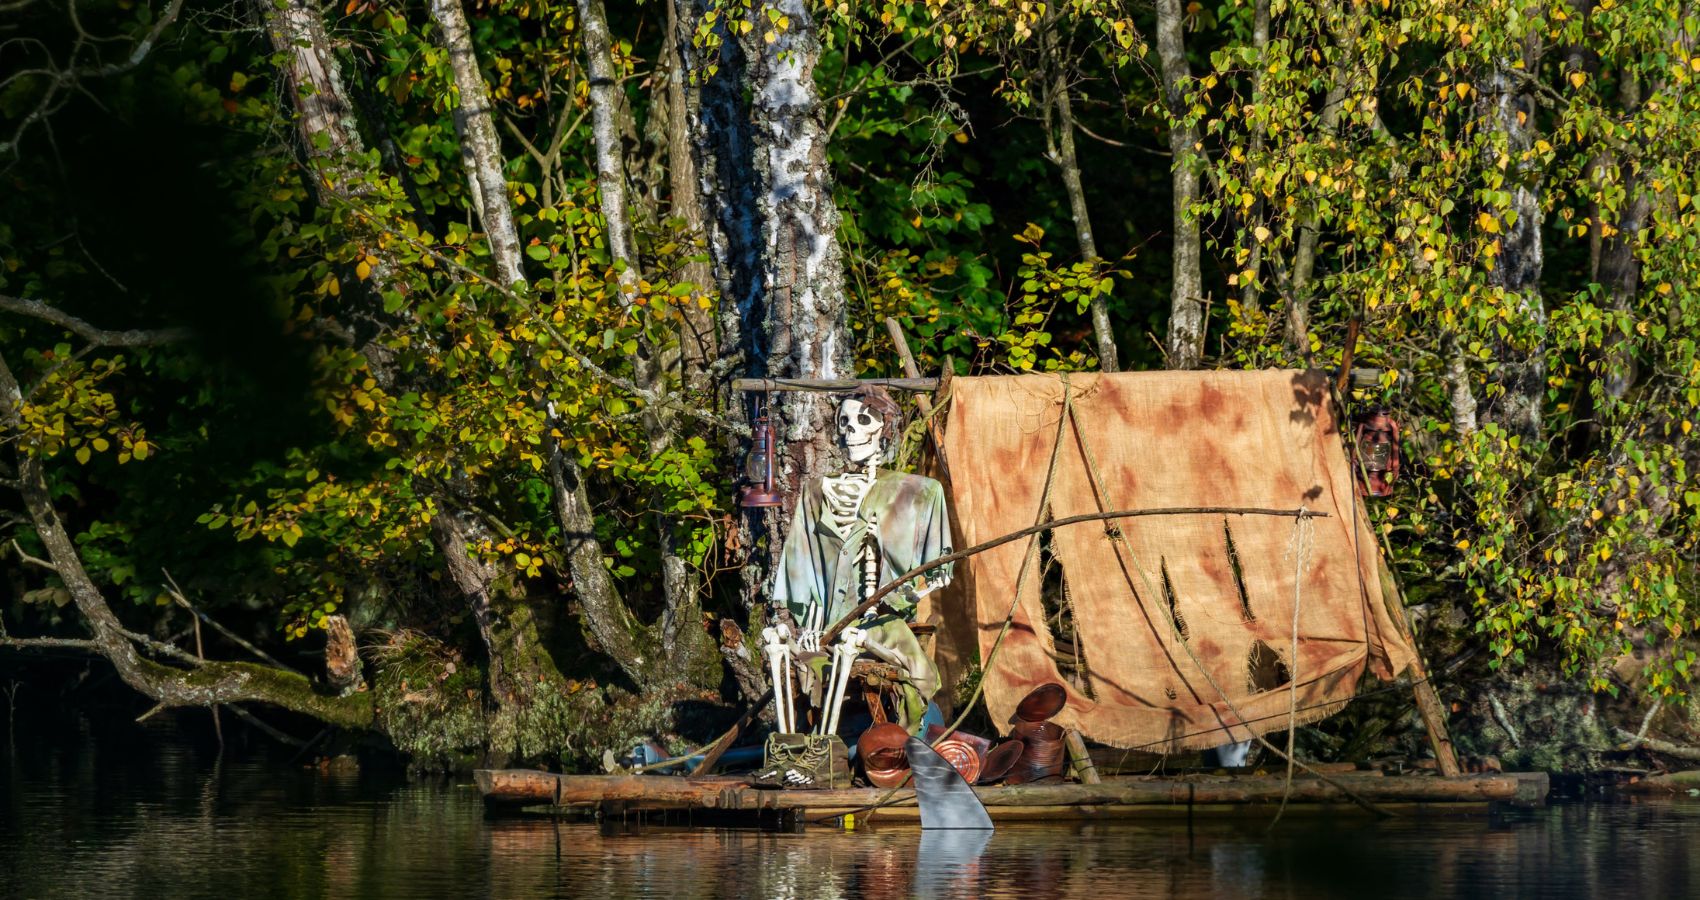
(904, 737), (994, 830)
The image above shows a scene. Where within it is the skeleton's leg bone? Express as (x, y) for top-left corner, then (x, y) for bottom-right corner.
(775, 626), (797, 733)
(762, 627), (787, 731)
(824, 628), (867, 735)
(779, 649), (796, 733)
(815, 642), (843, 735)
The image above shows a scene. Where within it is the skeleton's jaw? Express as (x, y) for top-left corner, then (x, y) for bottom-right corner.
(842, 437), (880, 468)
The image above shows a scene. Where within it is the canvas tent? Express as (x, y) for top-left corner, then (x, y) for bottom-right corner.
(921, 369), (1418, 753)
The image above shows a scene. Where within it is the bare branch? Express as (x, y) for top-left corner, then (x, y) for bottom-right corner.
(226, 703), (309, 747)
(0, 635), (100, 651)
(0, 294), (190, 346)
(163, 570), (301, 675)
(8, 538), (54, 571)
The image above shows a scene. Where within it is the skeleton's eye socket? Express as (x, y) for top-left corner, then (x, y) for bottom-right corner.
(858, 412), (873, 426)
(839, 416), (850, 428)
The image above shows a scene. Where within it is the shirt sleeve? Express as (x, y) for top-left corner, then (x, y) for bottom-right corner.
(769, 488), (815, 619)
(890, 477), (952, 616)
(919, 478), (954, 584)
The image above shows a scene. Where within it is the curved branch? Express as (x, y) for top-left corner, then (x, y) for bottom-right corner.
(0, 347), (371, 729)
(821, 505), (1330, 644)
(0, 294), (190, 346)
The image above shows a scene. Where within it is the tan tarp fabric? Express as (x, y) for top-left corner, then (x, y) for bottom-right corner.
(925, 370), (1416, 752)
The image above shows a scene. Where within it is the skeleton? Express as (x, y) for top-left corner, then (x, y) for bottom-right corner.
(761, 623), (797, 733)
(769, 390), (955, 737)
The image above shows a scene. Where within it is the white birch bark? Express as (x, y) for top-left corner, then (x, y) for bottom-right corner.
(1476, 55), (1546, 441)
(1155, 0), (1205, 369)
(427, 0), (526, 286)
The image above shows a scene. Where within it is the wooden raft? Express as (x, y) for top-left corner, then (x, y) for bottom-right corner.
(475, 769), (1548, 823)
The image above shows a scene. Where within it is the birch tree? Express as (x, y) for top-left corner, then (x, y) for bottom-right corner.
(1154, 0), (1205, 369)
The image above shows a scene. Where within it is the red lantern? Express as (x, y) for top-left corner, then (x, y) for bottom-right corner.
(739, 404), (785, 508)
(1353, 410), (1401, 498)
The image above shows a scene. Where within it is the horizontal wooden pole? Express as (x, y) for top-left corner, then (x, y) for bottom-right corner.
(733, 377), (939, 393)
(734, 369), (1391, 393)
(479, 770), (1538, 811)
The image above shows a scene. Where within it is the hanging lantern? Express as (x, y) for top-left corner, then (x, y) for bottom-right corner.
(1353, 409), (1402, 498)
(739, 402), (785, 508)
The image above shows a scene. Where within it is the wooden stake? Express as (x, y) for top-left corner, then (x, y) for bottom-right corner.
(1064, 728), (1102, 784)
(1377, 557), (1462, 777)
(882, 317), (951, 481)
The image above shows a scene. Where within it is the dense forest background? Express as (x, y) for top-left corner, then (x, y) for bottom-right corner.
(2, 0), (1697, 772)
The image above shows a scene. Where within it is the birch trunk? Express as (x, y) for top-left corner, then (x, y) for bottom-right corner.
(1154, 0), (1205, 369)
(577, 0), (715, 683)
(1239, 0), (1271, 313)
(665, 0), (718, 384)
(261, 0), (640, 747)
(1599, 75), (1649, 401)
(427, 0), (526, 286)
(673, 0), (854, 623)
(1476, 53), (1546, 442)
(1283, 7), (1361, 356)
(672, 0), (766, 634)
(748, 0), (854, 584)
(1042, 19), (1118, 371)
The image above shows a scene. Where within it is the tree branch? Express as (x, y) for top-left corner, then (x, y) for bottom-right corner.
(0, 635), (100, 652)
(0, 294), (190, 346)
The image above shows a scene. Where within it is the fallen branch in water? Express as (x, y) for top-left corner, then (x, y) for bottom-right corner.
(1615, 728), (1700, 762)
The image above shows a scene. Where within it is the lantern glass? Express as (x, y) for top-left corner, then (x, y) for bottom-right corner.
(1362, 438), (1393, 473)
(745, 419), (773, 483)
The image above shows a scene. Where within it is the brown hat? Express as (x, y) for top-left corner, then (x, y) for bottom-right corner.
(839, 385), (904, 463)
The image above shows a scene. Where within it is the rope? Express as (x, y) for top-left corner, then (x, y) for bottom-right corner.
(1270, 507), (1314, 829)
(1063, 393), (1393, 818)
(856, 377), (1077, 825)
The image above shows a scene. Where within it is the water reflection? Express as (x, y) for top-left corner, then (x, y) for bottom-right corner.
(3, 712), (1698, 899)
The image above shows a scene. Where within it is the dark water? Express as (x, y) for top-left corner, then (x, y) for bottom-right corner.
(3, 710), (1698, 899)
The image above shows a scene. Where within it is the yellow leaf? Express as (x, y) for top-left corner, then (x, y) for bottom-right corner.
(1569, 71), (1587, 89)
(92, 437), (109, 452)
(1455, 83), (1471, 99)
(1682, 420), (1693, 434)
(1303, 169), (1317, 184)
(1477, 212), (1500, 233)
(356, 259), (373, 280)
(75, 446), (91, 464)
(763, 29), (777, 43)
(1253, 225), (1271, 242)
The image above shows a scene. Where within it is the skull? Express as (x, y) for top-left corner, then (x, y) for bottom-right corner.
(836, 397), (885, 466)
